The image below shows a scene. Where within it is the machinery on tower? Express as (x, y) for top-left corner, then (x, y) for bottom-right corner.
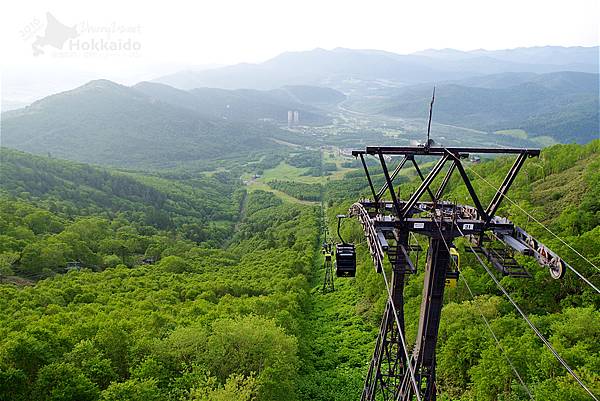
(332, 91), (582, 400)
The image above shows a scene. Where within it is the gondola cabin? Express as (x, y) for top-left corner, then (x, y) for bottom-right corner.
(445, 247), (460, 287)
(335, 243), (356, 277)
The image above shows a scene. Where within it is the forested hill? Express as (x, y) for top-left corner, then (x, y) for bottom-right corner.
(0, 80), (289, 169)
(0, 142), (598, 401)
(154, 46), (599, 91)
(351, 71), (599, 144)
(132, 82), (333, 124)
(0, 148), (242, 250)
(0, 190), (320, 400)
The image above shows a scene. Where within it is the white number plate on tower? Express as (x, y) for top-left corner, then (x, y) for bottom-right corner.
(463, 223), (474, 230)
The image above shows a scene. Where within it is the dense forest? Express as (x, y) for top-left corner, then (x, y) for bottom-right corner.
(0, 189), (319, 401)
(267, 180), (322, 201)
(0, 141), (598, 401)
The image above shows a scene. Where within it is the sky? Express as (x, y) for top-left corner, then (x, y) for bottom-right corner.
(1, 0), (598, 102)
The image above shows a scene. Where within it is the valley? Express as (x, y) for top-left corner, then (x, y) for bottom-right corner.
(1, 139), (598, 400)
(0, 44), (598, 401)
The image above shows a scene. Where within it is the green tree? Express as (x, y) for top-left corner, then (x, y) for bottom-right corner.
(0, 367), (28, 401)
(20, 241), (69, 273)
(94, 323), (130, 378)
(205, 316), (298, 401)
(24, 211), (63, 234)
(100, 378), (160, 401)
(0, 251), (18, 283)
(158, 255), (192, 273)
(33, 362), (99, 401)
(102, 254), (121, 269)
(65, 340), (118, 389)
(191, 373), (257, 401)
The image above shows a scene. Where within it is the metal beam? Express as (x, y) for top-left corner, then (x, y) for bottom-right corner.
(410, 157), (436, 201)
(401, 155), (449, 219)
(354, 147), (540, 156)
(376, 156), (409, 201)
(360, 153), (378, 205)
(485, 152), (528, 222)
(435, 162), (456, 200)
(449, 153), (488, 221)
(378, 151), (403, 218)
(407, 238), (451, 401)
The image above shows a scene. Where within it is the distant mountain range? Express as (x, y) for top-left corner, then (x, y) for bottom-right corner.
(348, 71), (599, 144)
(1, 80), (342, 168)
(155, 46), (599, 91)
(1, 46), (597, 168)
(413, 46), (599, 67)
(133, 82), (342, 124)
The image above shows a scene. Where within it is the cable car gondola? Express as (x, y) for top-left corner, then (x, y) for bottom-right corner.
(335, 215), (356, 277)
(445, 247), (460, 287)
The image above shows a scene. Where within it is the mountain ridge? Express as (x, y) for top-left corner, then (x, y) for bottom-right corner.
(0, 79), (289, 169)
(154, 46), (599, 91)
(347, 71), (599, 144)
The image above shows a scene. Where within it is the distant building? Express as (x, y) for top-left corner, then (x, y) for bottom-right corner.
(340, 148), (354, 157)
(287, 110), (300, 126)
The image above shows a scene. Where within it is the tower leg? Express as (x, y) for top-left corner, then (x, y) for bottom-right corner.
(361, 270), (406, 401)
(323, 257), (335, 293)
(403, 238), (450, 401)
(362, 232), (409, 401)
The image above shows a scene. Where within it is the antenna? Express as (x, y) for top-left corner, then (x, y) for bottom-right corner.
(426, 87), (435, 150)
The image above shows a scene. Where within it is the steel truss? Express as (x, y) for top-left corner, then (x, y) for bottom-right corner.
(351, 146), (569, 401)
(322, 243), (335, 293)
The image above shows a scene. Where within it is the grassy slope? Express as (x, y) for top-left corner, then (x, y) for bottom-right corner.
(243, 149), (355, 204)
(297, 206), (377, 401)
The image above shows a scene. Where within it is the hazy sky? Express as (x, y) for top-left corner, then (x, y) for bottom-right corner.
(1, 0), (598, 101)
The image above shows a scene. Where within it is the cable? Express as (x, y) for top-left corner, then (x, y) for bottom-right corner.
(465, 165), (600, 275)
(566, 268), (600, 295)
(459, 274), (535, 400)
(464, 165), (600, 294)
(430, 218), (534, 400)
(456, 225), (599, 401)
(337, 215), (346, 244)
(410, 232), (422, 249)
(379, 263), (423, 401)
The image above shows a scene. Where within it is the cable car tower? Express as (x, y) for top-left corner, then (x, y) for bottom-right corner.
(345, 92), (575, 400)
(322, 227), (335, 293)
